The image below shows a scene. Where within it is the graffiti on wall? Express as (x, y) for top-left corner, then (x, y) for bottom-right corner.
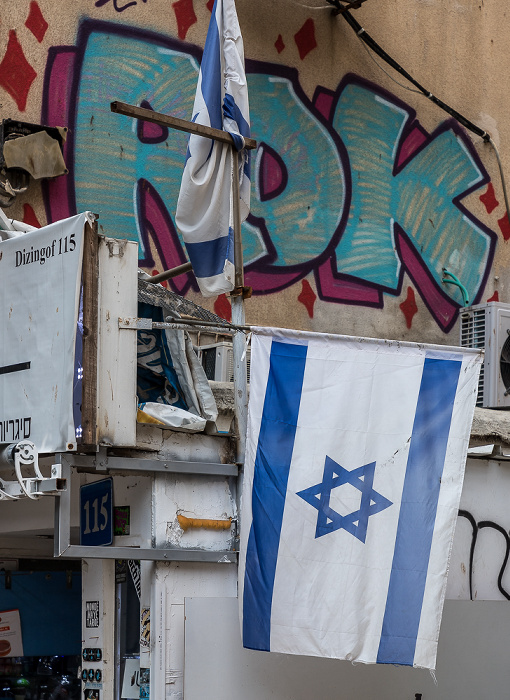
(458, 510), (510, 601)
(0, 14), (495, 330)
(94, 0), (148, 12)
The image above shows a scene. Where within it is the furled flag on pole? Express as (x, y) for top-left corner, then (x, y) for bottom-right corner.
(175, 0), (251, 297)
(239, 328), (482, 670)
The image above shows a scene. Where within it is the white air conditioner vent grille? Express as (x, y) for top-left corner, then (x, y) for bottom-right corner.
(460, 308), (487, 407)
(196, 342), (251, 383)
(460, 308), (486, 350)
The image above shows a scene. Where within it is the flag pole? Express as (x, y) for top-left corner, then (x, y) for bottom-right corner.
(110, 100), (254, 464)
(231, 147), (249, 465)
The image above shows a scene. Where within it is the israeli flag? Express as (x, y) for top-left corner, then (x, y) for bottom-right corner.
(239, 328), (482, 669)
(175, 0), (250, 297)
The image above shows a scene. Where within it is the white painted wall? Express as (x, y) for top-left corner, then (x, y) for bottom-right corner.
(184, 597), (510, 700)
(149, 469), (238, 700)
(447, 456), (510, 600)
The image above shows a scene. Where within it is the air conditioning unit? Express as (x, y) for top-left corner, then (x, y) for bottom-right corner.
(196, 342), (251, 383)
(459, 302), (510, 408)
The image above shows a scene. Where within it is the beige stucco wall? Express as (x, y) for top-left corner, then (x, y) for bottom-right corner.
(1, 0), (509, 342)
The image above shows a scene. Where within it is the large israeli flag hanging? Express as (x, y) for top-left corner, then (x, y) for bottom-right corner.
(239, 328), (482, 670)
(175, 0), (250, 297)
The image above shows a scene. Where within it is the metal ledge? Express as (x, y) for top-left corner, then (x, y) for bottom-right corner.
(55, 544), (236, 563)
(61, 453), (238, 477)
(54, 459), (237, 563)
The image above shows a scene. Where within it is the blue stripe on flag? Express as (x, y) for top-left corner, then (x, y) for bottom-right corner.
(223, 93), (250, 151)
(185, 229), (234, 278)
(376, 356), (462, 665)
(243, 340), (308, 651)
(200, 0), (222, 130)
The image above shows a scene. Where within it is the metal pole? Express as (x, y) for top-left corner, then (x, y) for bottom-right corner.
(231, 148), (244, 291)
(111, 100), (253, 464)
(230, 148), (248, 465)
(147, 261), (193, 284)
(54, 455), (71, 557)
(114, 582), (122, 700)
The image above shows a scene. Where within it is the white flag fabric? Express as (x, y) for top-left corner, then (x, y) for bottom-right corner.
(239, 328), (482, 669)
(175, 0), (250, 297)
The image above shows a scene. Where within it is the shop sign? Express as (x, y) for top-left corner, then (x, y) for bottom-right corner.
(0, 609), (23, 657)
(0, 213), (86, 452)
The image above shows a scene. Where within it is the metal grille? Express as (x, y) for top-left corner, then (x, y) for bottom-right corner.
(460, 308), (486, 406)
(227, 348), (251, 382)
(202, 348), (217, 380)
(138, 278), (232, 326)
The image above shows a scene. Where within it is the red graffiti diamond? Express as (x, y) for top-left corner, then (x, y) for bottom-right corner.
(298, 279), (316, 318)
(23, 204), (41, 228)
(0, 31), (37, 111)
(214, 293), (232, 322)
(487, 290), (499, 303)
(400, 286), (418, 329)
(480, 182), (499, 215)
(151, 269), (168, 288)
(172, 0), (197, 40)
(313, 87), (335, 121)
(25, 1), (48, 43)
(498, 213), (510, 241)
(294, 18), (317, 60)
(275, 34), (285, 54)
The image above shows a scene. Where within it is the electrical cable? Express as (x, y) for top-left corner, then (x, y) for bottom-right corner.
(327, 0), (371, 13)
(332, 4), (510, 231)
(358, 38), (422, 96)
(487, 138), (510, 232)
(276, 0), (332, 10)
(338, 8), (490, 141)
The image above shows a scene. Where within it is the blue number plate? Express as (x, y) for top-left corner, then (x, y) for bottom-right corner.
(80, 478), (113, 546)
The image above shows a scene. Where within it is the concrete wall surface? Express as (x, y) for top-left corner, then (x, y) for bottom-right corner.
(1, 0), (508, 342)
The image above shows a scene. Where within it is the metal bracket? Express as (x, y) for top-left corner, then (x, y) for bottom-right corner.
(119, 317), (152, 330)
(118, 316), (238, 336)
(60, 452), (238, 477)
(53, 454), (237, 563)
(0, 441), (67, 500)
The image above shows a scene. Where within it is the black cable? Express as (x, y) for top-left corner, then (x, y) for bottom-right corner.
(328, 1), (510, 231)
(335, 6), (491, 143)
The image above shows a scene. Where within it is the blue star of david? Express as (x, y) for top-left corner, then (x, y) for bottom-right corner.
(296, 456), (392, 542)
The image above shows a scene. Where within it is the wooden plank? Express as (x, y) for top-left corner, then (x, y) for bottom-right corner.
(96, 238), (138, 447)
(81, 219), (99, 448)
(111, 101), (257, 151)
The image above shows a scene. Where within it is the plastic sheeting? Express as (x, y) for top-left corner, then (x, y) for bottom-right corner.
(3, 130), (67, 180)
(136, 273), (218, 432)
